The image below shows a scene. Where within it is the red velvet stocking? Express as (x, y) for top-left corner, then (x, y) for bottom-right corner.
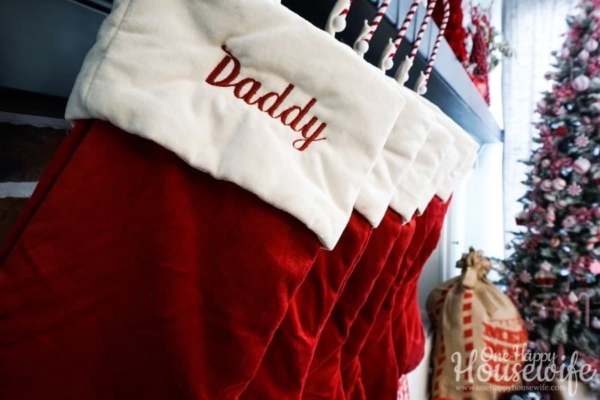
(301, 210), (405, 399)
(357, 315), (399, 400)
(345, 361), (366, 400)
(339, 218), (418, 397)
(393, 197), (452, 375)
(0, 121), (323, 400)
(239, 212), (372, 399)
(354, 200), (442, 400)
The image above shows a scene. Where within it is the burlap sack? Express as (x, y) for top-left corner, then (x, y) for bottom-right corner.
(427, 249), (528, 400)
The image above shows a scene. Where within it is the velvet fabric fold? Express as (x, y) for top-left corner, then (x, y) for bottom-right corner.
(301, 210), (405, 399)
(354, 199), (442, 399)
(240, 212), (372, 399)
(393, 197), (452, 375)
(352, 197), (452, 399)
(339, 218), (419, 398)
(0, 121), (324, 400)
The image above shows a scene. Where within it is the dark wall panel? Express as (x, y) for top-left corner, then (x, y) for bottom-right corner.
(0, 0), (106, 98)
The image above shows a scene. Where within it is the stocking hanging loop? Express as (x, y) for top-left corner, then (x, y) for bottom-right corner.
(326, 0), (355, 35)
(353, 1), (393, 58)
(394, 0), (438, 85)
(414, 0), (451, 94)
(379, 0), (423, 72)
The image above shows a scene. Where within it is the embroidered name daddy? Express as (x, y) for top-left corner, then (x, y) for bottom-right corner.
(205, 47), (327, 151)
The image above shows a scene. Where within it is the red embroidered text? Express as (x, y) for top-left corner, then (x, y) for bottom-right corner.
(206, 47), (327, 151)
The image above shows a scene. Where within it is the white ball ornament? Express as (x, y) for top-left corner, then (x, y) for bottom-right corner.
(568, 291), (579, 303)
(572, 75), (591, 92)
(382, 58), (394, 72)
(573, 157), (592, 174)
(586, 39), (599, 52)
(553, 178), (567, 191)
(541, 179), (554, 192)
(332, 16), (347, 32)
(355, 40), (369, 55)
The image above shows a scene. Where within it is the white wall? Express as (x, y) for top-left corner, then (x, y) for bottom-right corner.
(409, 1), (506, 393)
(411, 142), (505, 396)
(465, 143), (505, 259)
(417, 142), (505, 319)
(406, 333), (434, 398)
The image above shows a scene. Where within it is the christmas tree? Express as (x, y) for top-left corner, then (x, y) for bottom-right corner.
(503, 0), (600, 391)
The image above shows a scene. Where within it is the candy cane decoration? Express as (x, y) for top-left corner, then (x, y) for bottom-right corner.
(408, 0), (438, 61)
(395, 0), (438, 85)
(326, 0), (355, 36)
(557, 344), (565, 364)
(354, 0), (391, 58)
(415, 0), (450, 94)
(379, 0), (422, 71)
(579, 292), (591, 327)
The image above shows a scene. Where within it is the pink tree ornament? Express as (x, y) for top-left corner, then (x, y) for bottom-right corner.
(590, 260), (600, 274)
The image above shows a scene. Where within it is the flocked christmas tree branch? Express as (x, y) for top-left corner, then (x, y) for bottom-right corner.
(502, 0), (600, 392)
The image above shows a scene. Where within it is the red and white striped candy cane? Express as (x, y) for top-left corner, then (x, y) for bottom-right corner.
(408, 0), (438, 62)
(579, 292), (591, 327)
(379, 0), (421, 71)
(394, 0), (437, 84)
(343, 0), (354, 14)
(415, 0), (450, 93)
(354, 0), (391, 58)
(326, 0), (355, 36)
(557, 344), (565, 364)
